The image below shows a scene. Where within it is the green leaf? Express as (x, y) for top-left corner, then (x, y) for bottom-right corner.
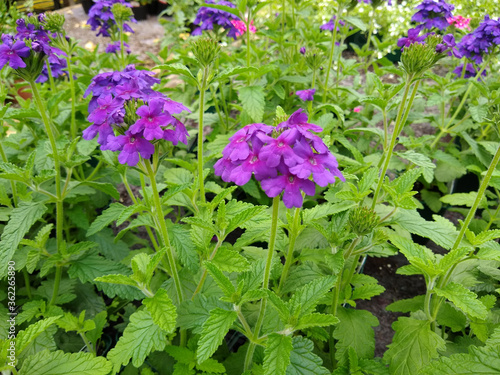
(238, 86), (265, 123)
(434, 282), (488, 320)
(288, 276), (336, 316)
(344, 15), (367, 31)
(204, 262), (235, 297)
(266, 290), (291, 323)
(166, 222), (199, 273)
(94, 274), (138, 287)
(155, 63), (197, 86)
(16, 316), (61, 354)
(421, 345), (500, 374)
(396, 151), (435, 183)
(226, 205), (265, 234)
(295, 313), (339, 331)
(440, 192), (486, 208)
(196, 358), (226, 373)
(263, 334), (293, 375)
(394, 209), (457, 250)
(333, 308), (379, 365)
(302, 201), (356, 224)
(212, 246), (250, 272)
(389, 235), (439, 276)
(197, 308), (237, 363)
(107, 310), (167, 371)
(384, 317), (445, 375)
(351, 284), (385, 300)
(81, 181), (120, 200)
(86, 203), (126, 237)
(287, 336), (330, 375)
(19, 350), (112, 375)
(143, 288), (177, 334)
(434, 151), (466, 183)
(216, 66), (258, 81)
(0, 201), (47, 277)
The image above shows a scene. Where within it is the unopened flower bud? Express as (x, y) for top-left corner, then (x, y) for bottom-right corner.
(349, 206), (379, 236)
(191, 36), (221, 68)
(44, 12), (65, 34)
(305, 48), (323, 70)
(112, 3), (134, 25)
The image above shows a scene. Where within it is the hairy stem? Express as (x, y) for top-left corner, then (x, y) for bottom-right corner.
(322, 4), (342, 104)
(277, 207), (301, 294)
(197, 67), (208, 203)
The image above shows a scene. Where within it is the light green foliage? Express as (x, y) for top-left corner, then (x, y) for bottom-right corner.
(238, 86), (265, 122)
(197, 308), (237, 363)
(0, 201), (47, 277)
(434, 283), (488, 320)
(263, 333), (293, 375)
(19, 350), (112, 375)
(16, 316), (61, 354)
(384, 317), (445, 375)
(107, 310), (167, 372)
(143, 288), (177, 333)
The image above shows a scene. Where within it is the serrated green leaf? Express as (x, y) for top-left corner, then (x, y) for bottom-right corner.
(266, 290), (291, 323)
(155, 63), (197, 86)
(440, 192), (487, 208)
(212, 247), (250, 272)
(288, 276), (336, 317)
(197, 308), (237, 363)
(166, 222), (199, 273)
(295, 313), (339, 331)
(302, 201), (356, 224)
(351, 284), (385, 300)
(196, 357), (226, 373)
(333, 308), (379, 366)
(204, 261), (235, 297)
(81, 181), (120, 200)
(0, 201), (47, 277)
(421, 345), (500, 374)
(143, 288), (177, 333)
(94, 274), (138, 287)
(389, 234), (439, 276)
(287, 336), (330, 375)
(16, 316), (61, 354)
(86, 203), (126, 237)
(396, 151), (435, 183)
(263, 334), (293, 375)
(384, 317), (445, 375)
(434, 282), (488, 320)
(238, 86), (265, 123)
(216, 66), (258, 81)
(107, 310), (167, 371)
(19, 350), (112, 375)
(226, 205), (265, 234)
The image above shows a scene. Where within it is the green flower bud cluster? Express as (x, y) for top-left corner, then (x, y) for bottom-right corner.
(273, 106), (288, 127)
(305, 48), (323, 70)
(112, 3), (134, 26)
(43, 12), (65, 34)
(349, 206), (379, 236)
(191, 37), (221, 68)
(400, 35), (446, 76)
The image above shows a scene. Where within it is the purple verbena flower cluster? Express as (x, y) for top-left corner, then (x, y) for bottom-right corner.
(214, 109), (345, 208)
(452, 62), (487, 79)
(36, 47), (68, 83)
(192, 0), (240, 39)
(320, 16), (346, 32)
(83, 65), (190, 166)
(87, 0), (136, 37)
(0, 16), (51, 71)
(455, 15), (500, 64)
(411, 0), (454, 30)
(105, 41), (131, 54)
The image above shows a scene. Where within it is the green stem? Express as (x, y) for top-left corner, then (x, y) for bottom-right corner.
(65, 55), (77, 140)
(191, 236), (224, 299)
(86, 159), (103, 181)
(322, 4), (342, 104)
(431, 141), (500, 318)
(119, 24), (126, 70)
(144, 159), (184, 305)
(210, 85), (226, 133)
(244, 196), (280, 372)
(382, 109), (388, 151)
(371, 76), (414, 209)
(0, 142), (17, 207)
(30, 80), (64, 306)
(80, 332), (94, 354)
(49, 266), (62, 306)
(197, 67), (208, 203)
(45, 59), (56, 93)
(277, 207), (301, 295)
(431, 57), (490, 149)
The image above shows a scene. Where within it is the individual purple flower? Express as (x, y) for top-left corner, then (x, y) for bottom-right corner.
(104, 130), (155, 166)
(397, 27), (428, 49)
(192, 0), (240, 39)
(105, 41), (131, 54)
(320, 16), (346, 32)
(0, 38), (30, 70)
(411, 0), (454, 30)
(36, 47), (68, 83)
(261, 172), (315, 209)
(129, 99), (174, 141)
(452, 63), (487, 79)
(435, 33), (455, 53)
(295, 89), (316, 101)
(88, 94), (124, 126)
(214, 110), (344, 208)
(300, 47), (306, 55)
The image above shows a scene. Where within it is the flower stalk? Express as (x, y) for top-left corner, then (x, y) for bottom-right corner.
(322, 3), (343, 104)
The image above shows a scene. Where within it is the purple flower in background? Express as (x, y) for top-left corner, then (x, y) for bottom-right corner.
(106, 41), (131, 54)
(83, 65), (190, 166)
(0, 38), (30, 69)
(320, 16), (346, 32)
(295, 89), (316, 101)
(36, 48), (68, 83)
(435, 33), (455, 53)
(455, 15), (500, 65)
(300, 47), (306, 54)
(87, 0), (136, 37)
(452, 63), (487, 79)
(214, 110), (344, 208)
(192, 0), (240, 39)
(397, 27), (428, 49)
(411, 0), (454, 30)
